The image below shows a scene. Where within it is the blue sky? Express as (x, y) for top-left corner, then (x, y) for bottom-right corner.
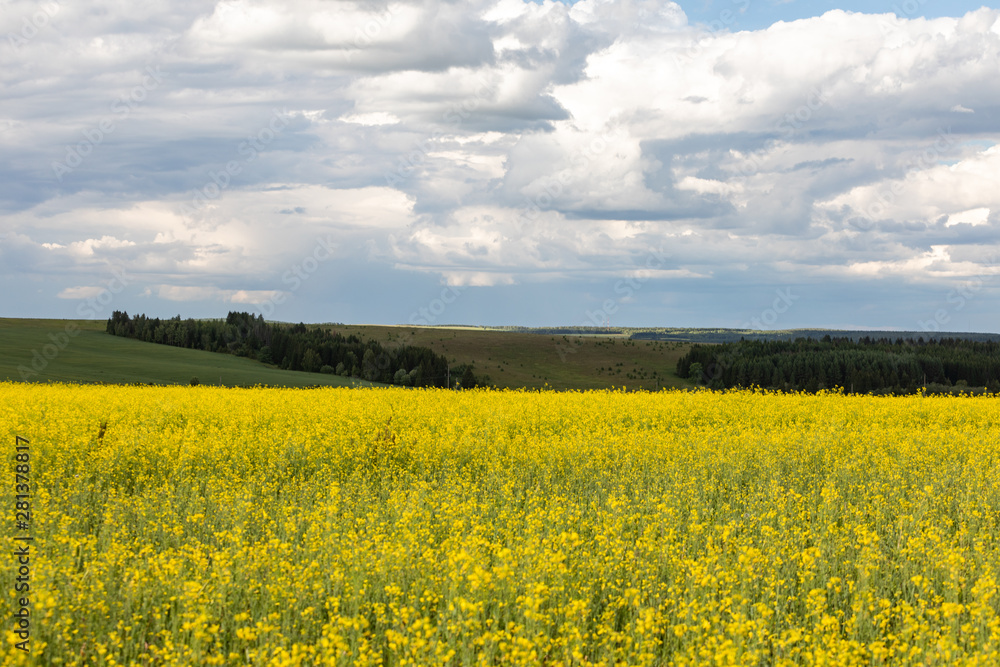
(681, 1), (993, 31)
(1, 0), (999, 331)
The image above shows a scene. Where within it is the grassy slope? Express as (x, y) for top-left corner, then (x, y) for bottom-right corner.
(0, 319), (374, 387)
(334, 325), (695, 390)
(0, 319), (694, 390)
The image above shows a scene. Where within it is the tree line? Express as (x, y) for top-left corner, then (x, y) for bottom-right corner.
(106, 311), (481, 388)
(676, 336), (1000, 394)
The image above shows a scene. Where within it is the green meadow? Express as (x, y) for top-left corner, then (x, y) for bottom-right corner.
(1, 318), (696, 390)
(0, 319), (373, 387)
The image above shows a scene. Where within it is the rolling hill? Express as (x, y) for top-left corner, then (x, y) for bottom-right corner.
(0, 318), (375, 388)
(0, 318), (695, 390)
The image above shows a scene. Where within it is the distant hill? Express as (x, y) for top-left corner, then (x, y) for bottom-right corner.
(8, 318), (996, 392)
(493, 326), (1000, 344)
(316, 324), (694, 390)
(0, 319), (697, 391)
(0, 319), (376, 388)
(106, 311), (455, 388)
(632, 328), (1000, 344)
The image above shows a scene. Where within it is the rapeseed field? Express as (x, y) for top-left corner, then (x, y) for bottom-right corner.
(2, 383), (999, 665)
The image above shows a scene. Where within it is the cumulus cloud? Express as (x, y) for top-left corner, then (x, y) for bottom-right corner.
(817, 145), (1000, 235)
(2, 1), (1000, 328)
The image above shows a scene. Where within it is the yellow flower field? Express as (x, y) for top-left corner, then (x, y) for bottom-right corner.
(2, 383), (999, 666)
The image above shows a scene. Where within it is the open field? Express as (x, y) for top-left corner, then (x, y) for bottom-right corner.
(3, 384), (999, 665)
(0, 319), (374, 388)
(0, 319), (694, 390)
(332, 324), (694, 390)
(511, 327), (1000, 344)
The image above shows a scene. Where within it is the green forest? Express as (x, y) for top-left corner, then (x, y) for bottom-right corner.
(106, 311), (481, 388)
(676, 336), (1000, 394)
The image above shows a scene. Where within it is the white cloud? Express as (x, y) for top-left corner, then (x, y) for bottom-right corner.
(4, 1), (1000, 327)
(230, 289), (286, 304)
(439, 271), (516, 287)
(152, 285), (287, 303)
(339, 112), (400, 126)
(817, 145), (1000, 231)
(156, 285), (224, 302)
(66, 236), (137, 256)
(57, 286), (107, 299)
(946, 207), (991, 227)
